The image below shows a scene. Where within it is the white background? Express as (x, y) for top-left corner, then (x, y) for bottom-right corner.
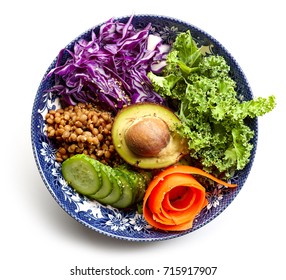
(1, 0), (285, 279)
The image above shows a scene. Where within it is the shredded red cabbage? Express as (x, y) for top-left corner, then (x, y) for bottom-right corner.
(46, 16), (170, 112)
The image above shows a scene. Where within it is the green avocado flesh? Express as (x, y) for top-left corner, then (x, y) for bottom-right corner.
(111, 103), (188, 169)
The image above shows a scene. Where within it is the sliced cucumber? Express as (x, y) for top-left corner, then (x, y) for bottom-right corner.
(89, 165), (112, 199)
(116, 166), (149, 204)
(96, 170), (122, 205)
(61, 154), (150, 209)
(115, 166), (139, 204)
(62, 154), (101, 195)
(111, 169), (134, 209)
(134, 173), (148, 202)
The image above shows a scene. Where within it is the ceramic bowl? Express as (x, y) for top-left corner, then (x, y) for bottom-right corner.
(31, 15), (257, 241)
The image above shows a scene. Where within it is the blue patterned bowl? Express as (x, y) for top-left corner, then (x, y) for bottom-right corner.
(31, 15), (257, 241)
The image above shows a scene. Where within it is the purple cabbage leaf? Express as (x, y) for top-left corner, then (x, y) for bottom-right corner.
(46, 16), (170, 112)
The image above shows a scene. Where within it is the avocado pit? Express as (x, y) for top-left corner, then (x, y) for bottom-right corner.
(125, 117), (170, 157)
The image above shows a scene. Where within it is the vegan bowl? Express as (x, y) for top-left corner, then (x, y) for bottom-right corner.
(31, 14), (275, 241)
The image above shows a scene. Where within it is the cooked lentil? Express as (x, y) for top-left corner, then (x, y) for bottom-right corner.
(45, 103), (120, 165)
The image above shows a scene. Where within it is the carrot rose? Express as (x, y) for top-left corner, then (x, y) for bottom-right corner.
(143, 165), (237, 231)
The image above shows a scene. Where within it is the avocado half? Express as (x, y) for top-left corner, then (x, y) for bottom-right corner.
(111, 103), (189, 169)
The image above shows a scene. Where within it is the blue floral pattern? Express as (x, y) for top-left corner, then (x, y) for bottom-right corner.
(31, 15), (257, 241)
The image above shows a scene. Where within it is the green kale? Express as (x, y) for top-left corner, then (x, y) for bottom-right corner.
(148, 31), (276, 179)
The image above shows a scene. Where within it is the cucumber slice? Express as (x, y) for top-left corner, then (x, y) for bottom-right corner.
(134, 173), (147, 202)
(96, 170), (122, 205)
(111, 170), (134, 209)
(115, 167), (139, 204)
(115, 166), (148, 204)
(62, 154), (101, 195)
(89, 165), (112, 200)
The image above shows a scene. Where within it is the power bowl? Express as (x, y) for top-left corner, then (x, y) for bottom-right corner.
(31, 15), (257, 241)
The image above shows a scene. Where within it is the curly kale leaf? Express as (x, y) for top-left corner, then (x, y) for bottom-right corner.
(149, 31), (276, 178)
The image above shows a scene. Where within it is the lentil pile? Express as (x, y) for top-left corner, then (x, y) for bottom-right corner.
(45, 103), (120, 165)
